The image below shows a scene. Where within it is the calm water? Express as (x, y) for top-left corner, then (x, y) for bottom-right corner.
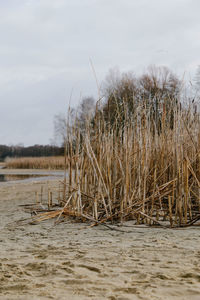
(0, 169), (65, 184)
(0, 174), (53, 182)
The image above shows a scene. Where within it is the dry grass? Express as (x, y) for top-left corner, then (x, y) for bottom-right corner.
(51, 99), (200, 228)
(24, 98), (200, 228)
(5, 156), (65, 170)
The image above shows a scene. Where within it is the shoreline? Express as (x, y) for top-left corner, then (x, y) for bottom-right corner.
(0, 179), (200, 299)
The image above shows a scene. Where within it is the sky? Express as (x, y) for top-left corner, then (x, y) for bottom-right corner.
(0, 0), (200, 146)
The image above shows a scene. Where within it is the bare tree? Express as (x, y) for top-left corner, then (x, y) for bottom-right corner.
(194, 65), (200, 99)
(77, 96), (95, 132)
(53, 97), (95, 146)
(100, 65), (181, 131)
(138, 65), (180, 104)
(53, 108), (75, 146)
(102, 68), (138, 124)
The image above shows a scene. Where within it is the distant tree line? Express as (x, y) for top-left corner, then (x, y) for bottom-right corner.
(54, 66), (183, 145)
(54, 65), (200, 149)
(99, 65), (182, 134)
(0, 144), (64, 161)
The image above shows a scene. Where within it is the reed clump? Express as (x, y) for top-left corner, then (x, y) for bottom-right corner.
(27, 67), (200, 228)
(57, 97), (200, 228)
(6, 156), (65, 170)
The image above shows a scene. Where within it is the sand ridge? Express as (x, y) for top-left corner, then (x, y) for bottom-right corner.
(0, 180), (200, 299)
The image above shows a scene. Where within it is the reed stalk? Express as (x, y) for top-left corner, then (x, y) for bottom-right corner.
(58, 98), (200, 227)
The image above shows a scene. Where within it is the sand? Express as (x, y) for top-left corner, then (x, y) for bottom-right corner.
(0, 177), (200, 300)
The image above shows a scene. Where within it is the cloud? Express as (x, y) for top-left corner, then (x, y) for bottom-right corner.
(0, 0), (199, 145)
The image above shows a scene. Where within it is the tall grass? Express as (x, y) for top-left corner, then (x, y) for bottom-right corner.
(60, 98), (200, 227)
(6, 156), (65, 170)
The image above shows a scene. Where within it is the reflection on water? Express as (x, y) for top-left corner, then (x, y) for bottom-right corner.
(0, 174), (52, 182)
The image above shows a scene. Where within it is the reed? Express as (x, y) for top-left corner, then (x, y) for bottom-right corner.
(5, 156), (65, 170)
(57, 97), (200, 227)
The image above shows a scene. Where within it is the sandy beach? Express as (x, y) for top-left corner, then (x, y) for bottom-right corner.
(0, 177), (200, 300)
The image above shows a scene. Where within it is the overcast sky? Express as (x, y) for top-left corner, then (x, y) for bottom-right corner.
(0, 0), (199, 146)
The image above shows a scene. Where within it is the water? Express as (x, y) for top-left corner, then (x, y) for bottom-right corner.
(0, 174), (54, 182)
(0, 170), (65, 184)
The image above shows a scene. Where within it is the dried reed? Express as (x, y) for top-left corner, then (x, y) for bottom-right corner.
(6, 156), (65, 170)
(56, 99), (200, 228)
(26, 97), (200, 228)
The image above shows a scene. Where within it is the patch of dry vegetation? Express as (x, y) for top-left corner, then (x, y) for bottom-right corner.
(58, 101), (200, 228)
(32, 102), (200, 228)
(6, 156), (65, 170)
(28, 66), (200, 228)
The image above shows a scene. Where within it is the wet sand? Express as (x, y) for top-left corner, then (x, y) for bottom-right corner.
(0, 178), (200, 300)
